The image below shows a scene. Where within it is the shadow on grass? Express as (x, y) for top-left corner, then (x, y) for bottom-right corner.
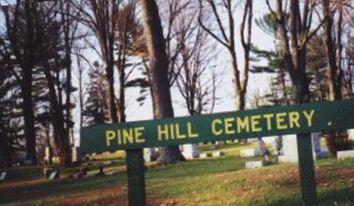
(0, 174), (125, 205)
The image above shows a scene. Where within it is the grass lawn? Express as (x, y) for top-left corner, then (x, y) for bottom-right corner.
(0, 143), (353, 206)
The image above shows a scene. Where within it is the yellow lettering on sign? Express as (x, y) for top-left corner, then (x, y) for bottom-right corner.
(122, 129), (134, 144)
(276, 112), (288, 130)
(117, 129), (122, 145)
(211, 119), (223, 135)
(289, 112), (300, 128)
(169, 124), (175, 139)
(224, 118), (235, 134)
(263, 113), (274, 130)
(303, 110), (315, 127)
(251, 115), (262, 132)
(106, 130), (116, 146)
(135, 127), (145, 143)
(187, 122), (199, 138)
(158, 125), (169, 140)
(237, 117), (250, 132)
(175, 124), (186, 139)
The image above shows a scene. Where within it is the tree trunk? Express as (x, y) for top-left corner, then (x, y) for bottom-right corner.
(322, 0), (350, 156)
(21, 0), (37, 165)
(22, 70), (37, 165)
(140, 0), (185, 165)
(43, 62), (72, 167)
(106, 62), (118, 123)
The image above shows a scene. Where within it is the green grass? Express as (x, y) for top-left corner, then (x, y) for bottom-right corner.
(0, 143), (353, 206)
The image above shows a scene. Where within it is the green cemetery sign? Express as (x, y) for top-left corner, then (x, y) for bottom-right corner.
(80, 100), (354, 154)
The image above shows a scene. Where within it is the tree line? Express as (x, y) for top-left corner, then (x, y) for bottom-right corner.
(0, 0), (353, 167)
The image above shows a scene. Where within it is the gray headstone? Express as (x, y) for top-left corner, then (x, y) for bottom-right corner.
(0, 172), (7, 181)
(240, 148), (262, 157)
(209, 145), (216, 150)
(23, 159), (33, 166)
(182, 144), (200, 159)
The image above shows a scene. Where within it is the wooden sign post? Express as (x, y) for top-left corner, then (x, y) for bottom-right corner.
(80, 100), (354, 206)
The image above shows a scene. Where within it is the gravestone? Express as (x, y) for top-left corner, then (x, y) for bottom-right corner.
(240, 148), (262, 157)
(212, 151), (225, 157)
(337, 150), (354, 160)
(349, 129), (354, 141)
(23, 159), (33, 166)
(215, 141), (225, 147)
(199, 153), (212, 159)
(72, 147), (82, 163)
(103, 160), (113, 166)
(44, 147), (51, 164)
(0, 171), (7, 181)
(143, 148), (157, 162)
(43, 167), (53, 178)
(245, 161), (264, 169)
(182, 144), (200, 159)
(48, 171), (60, 180)
(278, 133), (325, 163)
(273, 135), (283, 155)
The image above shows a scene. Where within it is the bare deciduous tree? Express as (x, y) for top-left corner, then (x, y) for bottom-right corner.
(175, 17), (219, 115)
(198, 0), (253, 111)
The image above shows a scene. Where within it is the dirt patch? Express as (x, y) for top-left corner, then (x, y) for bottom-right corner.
(35, 186), (172, 206)
(43, 186), (127, 206)
(316, 167), (354, 187)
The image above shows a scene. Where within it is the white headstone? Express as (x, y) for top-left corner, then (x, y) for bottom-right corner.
(182, 144), (200, 159)
(44, 147), (51, 164)
(144, 148), (157, 162)
(245, 161), (264, 169)
(279, 133), (325, 163)
(200, 153), (211, 158)
(348, 129), (354, 141)
(279, 135), (299, 163)
(240, 148), (262, 157)
(48, 171), (59, 180)
(337, 150), (354, 160)
(72, 147), (79, 163)
(215, 141), (225, 147)
(212, 151), (225, 157)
